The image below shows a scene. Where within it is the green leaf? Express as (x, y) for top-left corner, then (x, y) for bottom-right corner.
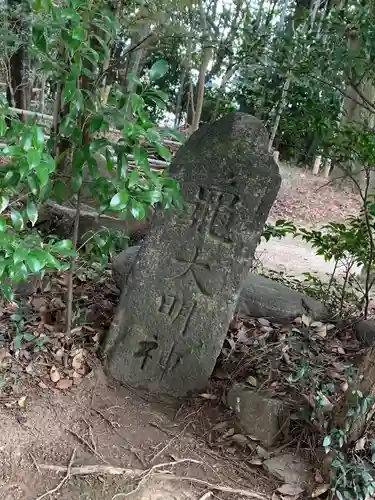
(1, 284), (13, 302)
(110, 191), (129, 210)
(133, 146), (149, 169)
(130, 93), (144, 112)
(27, 174), (39, 196)
(72, 170), (83, 192)
(130, 200), (146, 220)
(33, 127), (45, 150)
(26, 200), (38, 226)
(0, 116), (7, 136)
(32, 25), (47, 53)
(27, 149), (41, 170)
(27, 254), (43, 273)
(154, 143), (172, 161)
(322, 435), (331, 448)
(23, 332), (36, 341)
(11, 210), (24, 231)
(0, 195), (9, 213)
(62, 80), (76, 105)
(2, 145), (24, 156)
(72, 26), (85, 41)
(53, 239), (74, 256)
(0, 217), (6, 231)
(36, 164), (49, 186)
(89, 114), (104, 133)
(149, 59), (169, 82)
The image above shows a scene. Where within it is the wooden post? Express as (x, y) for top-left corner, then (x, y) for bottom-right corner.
(312, 155), (321, 175)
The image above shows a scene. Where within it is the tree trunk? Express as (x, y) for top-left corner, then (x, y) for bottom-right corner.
(268, 75), (291, 152)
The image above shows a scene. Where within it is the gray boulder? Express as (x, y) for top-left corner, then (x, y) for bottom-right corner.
(226, 383), (287, 446)
(236, 273), (327, 323)
(112, 245), (141, 291)
(354, 320), (375, 347)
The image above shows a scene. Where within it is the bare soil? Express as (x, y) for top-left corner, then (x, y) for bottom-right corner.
(0, 367), (273, 500)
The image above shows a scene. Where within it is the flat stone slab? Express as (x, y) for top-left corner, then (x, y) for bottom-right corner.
(263, 453), (312, 486)
(226, 383), (286, 446)
(103, 113), (281, 396)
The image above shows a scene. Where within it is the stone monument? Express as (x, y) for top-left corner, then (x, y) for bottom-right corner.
(103, 113), (281, 396)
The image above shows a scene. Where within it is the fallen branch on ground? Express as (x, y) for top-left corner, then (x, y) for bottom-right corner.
(36, 459), (267, 499)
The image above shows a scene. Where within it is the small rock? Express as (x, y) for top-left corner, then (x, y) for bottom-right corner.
(354, 320), (375, 347)
(263, 453), (311, 486)
(258, 318), (271, 326)
(226, 383), (287, 446)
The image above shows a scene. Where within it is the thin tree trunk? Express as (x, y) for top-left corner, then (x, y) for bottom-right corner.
(312, 155), (322, 175)
(210, 65), (236, 123)
(268, 75), (291, 152)
(174, 39), (192, 128)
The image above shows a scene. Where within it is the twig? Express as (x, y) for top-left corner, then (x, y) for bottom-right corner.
(65, 190), (81, 335)
(37, 463), (143, 477)
(35, 447), (76, 500)
(67, 427), (106, 463)
(155, 474), (267, 499)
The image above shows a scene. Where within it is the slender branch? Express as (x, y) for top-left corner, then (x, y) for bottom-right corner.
(65, 191), (81, 335)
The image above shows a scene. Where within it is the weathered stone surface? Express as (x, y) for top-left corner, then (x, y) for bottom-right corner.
(112, 245), (141, 291)
(354, 320), (375, 347)
(236, 273), (327, 323)
(226, 383), (285, 446)
(103, 113), (281, 396)
(263, 453), (312, 486)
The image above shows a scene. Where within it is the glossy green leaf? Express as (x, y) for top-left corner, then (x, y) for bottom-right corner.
(0, 217), (6, 231)
(110, 191), (129, 210)
(0, 195), (9, 214)
(154, 143), (172, 161)
(0, 116), (7, 136)
(26, 200), (38, 226)
(72, 170), (83, 192)
(53, 239), (74, 256)
(62, 80), (76, 104)
(27, 255), (43, 273)
(89, 114), (104, 133)
(36, 164), (49, 186)
(149, 59), (169, 82)
(27, 174), (39, 196)
(33, 127), (45, 150)
(27, 149), (41, 169)
(11, 210), (24, 231)
(130, 200), (146, 220)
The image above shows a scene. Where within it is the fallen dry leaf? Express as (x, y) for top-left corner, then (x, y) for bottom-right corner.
(38, 380), (48, 389)
(222, 428), (235, 439)
(311, 321), (323, 328)
(249, 457), (263, 465)
(231, 434), (248, 446)
(72, 351), (87, 375)
(315, 325), (327, 338)
(50, 365), (61, 383)
(302, 314), (311, 326)
(18, 395), (26, 409)
(277, 484), (304, 496)
(56, 378), (73, 390)
(355, 436), (367, 451)
(311, 484), (330, 497)
(199, 393), (217, 400)
(246, 375), (257, 387)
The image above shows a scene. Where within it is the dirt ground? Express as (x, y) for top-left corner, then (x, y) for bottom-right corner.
(0, 367), (273, 500)
(0, 162), (362, 500)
